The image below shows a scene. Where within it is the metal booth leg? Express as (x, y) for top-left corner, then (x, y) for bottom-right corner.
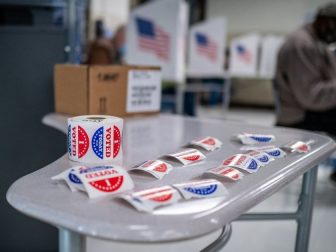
(295, 166), (318, 252)
(236, 166), (318, 252)
(59, 228), (86, 252)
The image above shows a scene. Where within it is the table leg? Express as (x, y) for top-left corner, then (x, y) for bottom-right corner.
(200, 224), (232, 252)
(236, 166), (318, 252)
(59, 228), (86, 252)
(294, 166), (318, 252)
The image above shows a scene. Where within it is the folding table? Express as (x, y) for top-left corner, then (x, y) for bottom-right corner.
(7, 114), (336, 252)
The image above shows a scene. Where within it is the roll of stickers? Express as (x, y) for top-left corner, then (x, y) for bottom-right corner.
(67, 115), (123, 164)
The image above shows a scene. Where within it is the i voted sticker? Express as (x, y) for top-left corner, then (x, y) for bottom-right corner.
(172, 179), (227, 199)
(120, 186), (181, 212)
(92, 127), (104, 159)
(263, 148), (286, 158)
(131, 160), (173, 179)
(52, 167), (86, 192)
(113, 126), (121, 158)
(222, 154), (261, 173)
(283, 140), (313, 154)
(237, 133), (275, 145)
(68, 125), (90, 159)
(189, 136), (222, 151)
(167, 148), (206, 165)
(205, 166), (244, 181)
(185, 184), (217, 195)
(245, 150), (274, 166)
(92, 126), (121, 159)
(75, 165), (134, 198)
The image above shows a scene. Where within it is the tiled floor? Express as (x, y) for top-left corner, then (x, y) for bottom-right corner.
(89, 106), (336, 252)
(198, 106), (336, 252)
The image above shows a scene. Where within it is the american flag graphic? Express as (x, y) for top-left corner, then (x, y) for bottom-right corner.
(195, 33), (217, 62)
(236, 44), (252, 64)
(135, 17), (170, 60)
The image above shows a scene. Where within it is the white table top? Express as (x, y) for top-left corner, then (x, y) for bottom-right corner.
(7, 113), (336, 242)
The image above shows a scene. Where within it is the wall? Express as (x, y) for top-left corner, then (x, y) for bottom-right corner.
(89, 0), (130, 40)
(206, 0), (332, 35)
(1, 26), (67, 252)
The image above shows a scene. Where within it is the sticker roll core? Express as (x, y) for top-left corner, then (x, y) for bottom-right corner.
(67, 115), (123, 164)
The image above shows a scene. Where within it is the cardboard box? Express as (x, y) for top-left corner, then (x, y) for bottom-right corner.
(54, 64), (162, 117)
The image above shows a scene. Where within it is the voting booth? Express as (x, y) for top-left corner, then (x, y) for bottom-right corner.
(258, 35), (284, 78)
(187, 17), (227, 77)
(125, 0), (189, 83)
(229, 33), (261, 77)
(185, 17), (230, 109)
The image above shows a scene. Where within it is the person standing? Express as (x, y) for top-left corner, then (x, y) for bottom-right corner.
(275, 3), (336, 182)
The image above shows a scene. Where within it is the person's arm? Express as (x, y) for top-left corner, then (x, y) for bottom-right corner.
(287, 42), (336, 111)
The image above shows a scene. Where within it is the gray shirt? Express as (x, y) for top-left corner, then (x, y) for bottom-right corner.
(275, 25), (336, 125)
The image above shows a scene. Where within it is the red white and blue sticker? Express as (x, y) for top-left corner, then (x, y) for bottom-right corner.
(282, 140), (313, 154)
(263, 147), (286, 158)
(172, 179), (227, 199)
(67, 168), (86, 191)
(189, 136), (222, 151)
(167, 148), (206, 165)
(222, 154), (261, 173)
(67, 125), (90, 159)
(205, 166), (244, 181)
(246, 150), (274, 166)
(131, 160), (173, 179)
(78, 165), (114, 174)
(92, 126), (104, 159)
(238, 133), (275, 145)
(121, 186), (181, 212)
(51, 167), (85, 192)
(250, 136), (273, 143)
(89, 176), (124, 193)
(68, 169), (82, 184)
(77, 126), (90, 158)
(75, 165), (134, 198)
(185, 184), (217, 195)
(67, 125), (71, 155)
(113, 126), (121, 158)
(92, 126), (116, 159)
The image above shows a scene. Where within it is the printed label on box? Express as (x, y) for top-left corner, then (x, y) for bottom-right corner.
(127, 70), (162, 113)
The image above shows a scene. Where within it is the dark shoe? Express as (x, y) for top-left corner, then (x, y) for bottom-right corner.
(330, 171), (336, 186)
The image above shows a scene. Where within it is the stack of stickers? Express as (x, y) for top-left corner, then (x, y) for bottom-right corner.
(52, 115), (132, 199)
(204, 134), (313, 182)
(120, 134), (314, 212)
(129, 136), (222, 179)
